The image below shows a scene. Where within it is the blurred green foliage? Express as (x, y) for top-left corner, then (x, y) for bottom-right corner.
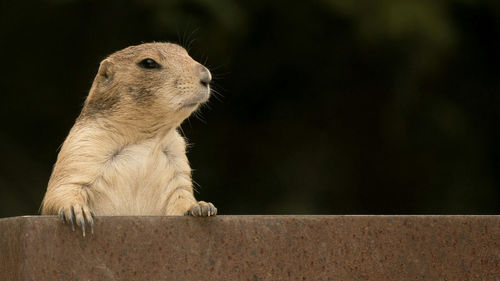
(0, 0), (498, 216)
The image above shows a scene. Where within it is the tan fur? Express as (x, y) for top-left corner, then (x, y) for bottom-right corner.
(41, 43), (216, 233)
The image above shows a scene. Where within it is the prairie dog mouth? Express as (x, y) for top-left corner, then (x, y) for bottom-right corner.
(178, 87), (210, 110)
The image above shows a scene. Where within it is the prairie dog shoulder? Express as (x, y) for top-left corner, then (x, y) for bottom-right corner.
(41, 42), (217, 235)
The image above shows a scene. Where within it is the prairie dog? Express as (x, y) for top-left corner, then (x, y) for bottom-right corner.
(41, 42), (217, 235)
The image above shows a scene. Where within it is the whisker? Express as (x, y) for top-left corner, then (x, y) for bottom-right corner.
(186, 27), (199, 52)
(210, 90), (223, 102)
(178, 124), (186, 137)
(193, 110), (207, 124)
(191, 178), (201, 194)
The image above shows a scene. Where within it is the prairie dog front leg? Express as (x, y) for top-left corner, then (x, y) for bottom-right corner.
(166, 187), (217, 216)
(42, 183), (95, 236)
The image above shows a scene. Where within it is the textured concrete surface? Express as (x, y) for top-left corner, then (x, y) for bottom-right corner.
(0, 215), (499, 281)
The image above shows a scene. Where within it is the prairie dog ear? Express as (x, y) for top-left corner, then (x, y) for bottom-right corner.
(97, 59), (114, 84)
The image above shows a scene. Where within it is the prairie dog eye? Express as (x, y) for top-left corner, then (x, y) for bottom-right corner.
(138, 58), (161, 69)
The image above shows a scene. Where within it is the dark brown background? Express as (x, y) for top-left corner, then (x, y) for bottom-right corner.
(0, 0), (499, 217)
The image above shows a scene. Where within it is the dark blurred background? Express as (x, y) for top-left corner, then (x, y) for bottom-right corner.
(0, 0), (499, 217)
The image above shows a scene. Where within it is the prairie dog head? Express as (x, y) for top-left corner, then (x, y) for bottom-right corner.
(82, 42), (211, 129)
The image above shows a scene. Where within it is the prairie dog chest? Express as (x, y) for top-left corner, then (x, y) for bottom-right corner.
(96, 130), (191, 202)
(113, 133), (186, 175)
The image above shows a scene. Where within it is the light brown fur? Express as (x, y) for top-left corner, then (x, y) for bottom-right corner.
(41, 43), (216, 235)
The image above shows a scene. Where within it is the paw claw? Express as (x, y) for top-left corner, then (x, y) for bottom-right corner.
(65, 208), (75, 231)
(84, 208), (95, 234)
(78, 218), (86, 237)
(59, 209), (65, 221)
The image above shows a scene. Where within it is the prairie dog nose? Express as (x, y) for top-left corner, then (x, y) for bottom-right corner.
(197, 64), (212, 87)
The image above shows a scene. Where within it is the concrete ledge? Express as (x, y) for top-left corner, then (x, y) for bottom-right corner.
(1, 215), (499, 280)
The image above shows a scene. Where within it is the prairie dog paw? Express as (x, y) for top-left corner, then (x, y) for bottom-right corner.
(58, 204), (95, 237)
(185, 201), (217, 217)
